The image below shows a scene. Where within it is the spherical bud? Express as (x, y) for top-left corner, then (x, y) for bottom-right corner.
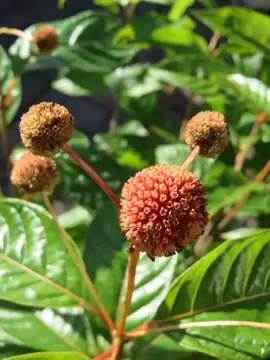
(20, 102), (74, 157)
(11, 152), (60, 196)
(33, 25), (59, 55)
(119, 164), (208, 259)
(185, 111), (229, 158)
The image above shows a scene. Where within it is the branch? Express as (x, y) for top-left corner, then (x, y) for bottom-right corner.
(126, 320), (270, 339)
(218, 160), (270, 230)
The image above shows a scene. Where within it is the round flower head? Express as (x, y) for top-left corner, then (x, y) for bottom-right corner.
(185, 111), (229, 158)
(20, 102), (74, 157)
(119, 164), (208, 259)
(11, 152), (60, 196)
(33, 25), (59, 55)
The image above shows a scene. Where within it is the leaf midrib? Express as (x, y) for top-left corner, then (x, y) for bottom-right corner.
(0, 252), (90, 309)
(166, 291), (270, 323)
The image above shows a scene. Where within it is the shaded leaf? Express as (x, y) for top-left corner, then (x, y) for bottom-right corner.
(0, 199), (88, 308)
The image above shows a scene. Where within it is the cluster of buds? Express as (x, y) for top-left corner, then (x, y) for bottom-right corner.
(15, 90), (229, 259)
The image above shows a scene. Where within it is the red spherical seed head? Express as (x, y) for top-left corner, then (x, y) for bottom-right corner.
(119, 165), (208, 259)
(11, 152), (60, 196)
(20, 102), (74, 157)
(185, 111), (229, 158)
(33, 25), (59, 55)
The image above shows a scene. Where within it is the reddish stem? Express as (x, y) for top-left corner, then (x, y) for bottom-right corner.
(62, 144), (120, 207)
(92, 348), (112, 360)
(182, 146), (200, 170)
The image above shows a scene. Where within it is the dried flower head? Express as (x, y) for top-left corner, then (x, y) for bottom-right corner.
(119, 164), (208, 259)
(11, 152), (60, 196)
(185, 111), (229, 158)
(20, 102), (74, 157)
(33, 25), (59, 55)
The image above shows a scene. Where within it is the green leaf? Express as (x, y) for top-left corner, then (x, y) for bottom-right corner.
(107, 65), (162, 125)
(149, 68), (224, 103)
(151, 25), (207, 52)
(94, 132), (161, 170)
(223, 74), (270, 116)
(168, 0), (195, 22)
(54, 131), (130, 210)
(83, 200), (126, 319)
(125, 254), (178, 331)
(128, 334), (193, 360)
(193, 7), (270, 53)
(0, 199), (88, 308)
(0, 46), (21, 130)
(155, 144), (215, 181)
(158, 230), (270, 359)
(158, 54), (233, 76)
(220, 228), (266, 241)
(208, 182), (266, 218)
(53, 70), (105, 96)
(6, 352), (89, 360)
(10, 11), (139, 76)
(0, 307), (88, 352)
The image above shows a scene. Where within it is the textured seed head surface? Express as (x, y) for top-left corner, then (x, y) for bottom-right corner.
(20, 102), (74, 157)
(11, 152), (60, 196)
(119, 164), (208, 259)
(185, 111), (229, 158)
(33, 25), (59, 55)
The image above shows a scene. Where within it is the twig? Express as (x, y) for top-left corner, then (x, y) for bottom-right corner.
(92, 348), (112, 360)
(0, 81), (12, 171)
(125, 320), (270, 339)
(234, 120), (261, 172)
(194, 221), (214, 257)
(108, 99), (119, 135)
(208, 31), (220, 55)
(218, 160), (270, 230)
(4, 77), (18, 108)
(42, 193), (116, 331)
(182, 146), (200, 170)
(0, 27), (25, 38)
(111, 249), (140, 360)
(62, 144), (120, 208)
